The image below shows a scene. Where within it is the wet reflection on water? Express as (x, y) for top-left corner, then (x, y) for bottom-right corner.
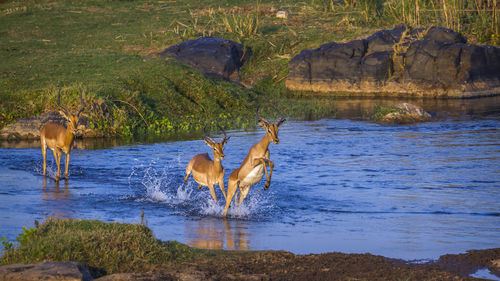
(185, 217), (249, 250)
(330, 95), (500, 120)
(41, 178), (74, 218)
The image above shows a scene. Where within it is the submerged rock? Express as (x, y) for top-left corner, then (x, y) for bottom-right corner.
(287, 24), (500, 98)
(378, 103), (432, 124)
(0, 261), (93, 281)
(157, 37), (249, 82)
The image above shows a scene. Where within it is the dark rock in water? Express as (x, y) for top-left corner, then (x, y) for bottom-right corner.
(379, 103), (432, 124)
(0, 261), (93, 281)
(287, 24), (500, 98)
(157, 37), (249, 82)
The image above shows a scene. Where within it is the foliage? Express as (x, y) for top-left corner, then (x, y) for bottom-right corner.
(0, 0), (497, 137)
(0, 219), (202, 276)
(371, 104), (402, 121)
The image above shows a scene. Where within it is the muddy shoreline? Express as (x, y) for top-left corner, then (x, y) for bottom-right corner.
(149, 248), (500, 281)
(3, 248), (499, 280)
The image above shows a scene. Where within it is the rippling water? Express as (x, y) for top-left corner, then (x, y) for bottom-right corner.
(1, 99), (499, 260)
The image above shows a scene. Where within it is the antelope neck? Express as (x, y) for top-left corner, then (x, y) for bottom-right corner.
(257, 133), (272, 149)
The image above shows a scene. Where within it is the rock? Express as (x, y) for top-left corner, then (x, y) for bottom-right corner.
(0, 111), (64, 141)
(157, 37), (249, 82)
(0, 261), (93, 281)
(1, 90), (106, 141)
(276, 11), (288, 19)
(379, 103), (432, 124)
(0, 103), (108, 140)
(286, 24), (500, 98)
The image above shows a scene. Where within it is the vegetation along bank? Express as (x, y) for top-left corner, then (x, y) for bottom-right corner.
(1, 0), (499, 138)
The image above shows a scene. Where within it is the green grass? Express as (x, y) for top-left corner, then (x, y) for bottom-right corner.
(0, 218), (203, 277)
(0, 0), (497, 136)
(371, 104), (402, 122)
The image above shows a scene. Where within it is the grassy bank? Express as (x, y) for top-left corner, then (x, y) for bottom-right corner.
(2, 219), (499, 280)
(1, 0), (498, 136)
(0, 218), (204, 276)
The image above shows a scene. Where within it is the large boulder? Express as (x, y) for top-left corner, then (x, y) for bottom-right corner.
(286, 24), (500, 98)
(0, 261), (93, 281)
(157, 37), (249, 82)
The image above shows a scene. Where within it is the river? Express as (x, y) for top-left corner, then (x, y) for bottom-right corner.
(1, 97), (499, 260)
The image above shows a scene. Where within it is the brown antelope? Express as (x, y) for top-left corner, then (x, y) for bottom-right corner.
(184, 127), (230, 201)
(40, 89), (86, 181)
(222, 106), (285, 216)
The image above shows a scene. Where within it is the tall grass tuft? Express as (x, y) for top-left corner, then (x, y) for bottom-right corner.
(319, 0), (499, 44)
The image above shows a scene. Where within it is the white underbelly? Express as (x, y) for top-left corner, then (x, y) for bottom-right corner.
(241, 164), (264, 186)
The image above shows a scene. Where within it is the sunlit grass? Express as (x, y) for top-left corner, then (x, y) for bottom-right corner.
(0, 218), (203, 277)
(0, 0), (497, 136)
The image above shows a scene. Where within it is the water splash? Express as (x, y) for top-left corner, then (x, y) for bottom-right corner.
(33, 160), (58, 180)
(128, 157), (277, 220)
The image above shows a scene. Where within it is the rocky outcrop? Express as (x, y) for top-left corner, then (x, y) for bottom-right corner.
(286, 24), (500, 98)
(0, 111), (102, 141)
(157, 37), (249, 82)
(0, 261), (93, 281)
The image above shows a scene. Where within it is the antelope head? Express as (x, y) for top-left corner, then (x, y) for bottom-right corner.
(256, 105), (286, 144)
(204, 126), (230, 160)
(58, 89), (86, 132)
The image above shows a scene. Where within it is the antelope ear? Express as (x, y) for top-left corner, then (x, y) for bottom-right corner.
(222, 136), (231, 146)
(258, 119), (269, 128)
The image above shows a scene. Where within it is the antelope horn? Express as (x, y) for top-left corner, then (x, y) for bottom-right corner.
(77, 88), (86, 116)
(217, 124), (230, 143)
(272, 105), (286, 124)
(57, 89), (71, 115)
(203, 127), (216, 144)
(256, 105), (270, 125)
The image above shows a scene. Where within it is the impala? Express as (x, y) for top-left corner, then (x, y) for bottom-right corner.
(184, 127), (230, 201)
(40, 89), (86, 181)
(222, 106), (285, 216)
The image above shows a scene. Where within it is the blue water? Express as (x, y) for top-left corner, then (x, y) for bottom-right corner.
(1, 105), (499, 260)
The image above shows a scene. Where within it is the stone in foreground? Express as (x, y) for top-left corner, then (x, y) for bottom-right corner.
(0, 261), (93, 281)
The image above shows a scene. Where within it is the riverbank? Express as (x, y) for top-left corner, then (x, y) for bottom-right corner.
(1, 219), (499, 280)
(1, 0), (499, 137)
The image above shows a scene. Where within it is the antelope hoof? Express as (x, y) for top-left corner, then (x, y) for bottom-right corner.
(264, 183), (270, 190)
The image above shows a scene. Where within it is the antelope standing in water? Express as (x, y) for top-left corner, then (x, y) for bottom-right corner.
(184, 127), (230, 201)
(40, 89), (86, 181)
(222, 106), (285, 216)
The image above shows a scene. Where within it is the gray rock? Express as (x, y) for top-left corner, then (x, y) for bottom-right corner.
(157, 37), (249, 82)
(286, 24), (500, 97)
(0, 261), (93, 281)
(380, 103), (432, 123)
(0, 111), (103, 141)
